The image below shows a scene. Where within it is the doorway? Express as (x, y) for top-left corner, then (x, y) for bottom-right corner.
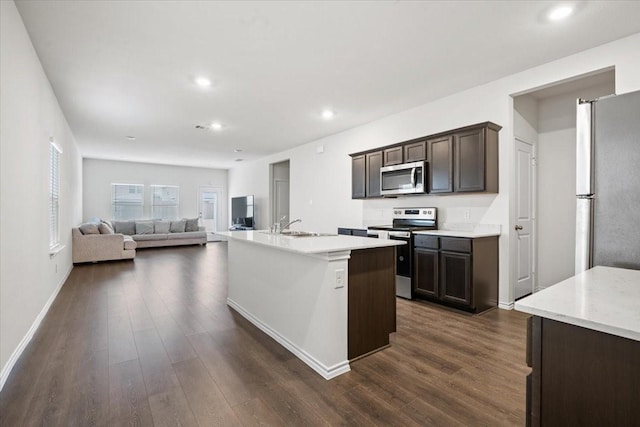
(270, 160), (290, 227)
(514, 138), (536, 299)
(198, 186), (221, 242)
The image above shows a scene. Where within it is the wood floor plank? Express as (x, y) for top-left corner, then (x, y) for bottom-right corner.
(152, 313), (198, 364)
(173, 357), (242, 426)
(231, 397), (285, 426)
(148, 386), (199, 427)
(0, 244), (529, 426)
(109, 359), (154, 426)
(133, 328), (182, 396)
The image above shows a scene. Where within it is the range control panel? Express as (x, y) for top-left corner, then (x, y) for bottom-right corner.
(392, 207), (436, 220)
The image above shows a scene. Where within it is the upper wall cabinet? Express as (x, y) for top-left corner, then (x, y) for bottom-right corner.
(427, 135), (453, 194)
(383, 146), (403, 166)
(366, 151), (383, 197)
(350, 121), (501, 199)
(351, 154), (366, 199)
(404, 141), (426, 162)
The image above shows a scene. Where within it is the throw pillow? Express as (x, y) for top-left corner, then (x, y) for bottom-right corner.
(170, 219), (186, 233)
(79, 223), (99, 235)
(135, 221), (154, 235)
(184, 217), (199, 232)
(112, 220), (135, 235)
(154, 220), (171, 234)
(98, 222), (114, 234)
(101, 219), (113, 230)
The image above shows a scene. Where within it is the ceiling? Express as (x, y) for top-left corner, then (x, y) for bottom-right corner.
(15, 1), (640, 169)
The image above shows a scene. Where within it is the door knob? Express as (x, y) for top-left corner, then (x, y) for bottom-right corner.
(515, 225), (523, 231)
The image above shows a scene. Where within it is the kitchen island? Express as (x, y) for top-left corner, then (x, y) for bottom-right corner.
(217, 230), (405, 379)
(515, 266), (640, 425)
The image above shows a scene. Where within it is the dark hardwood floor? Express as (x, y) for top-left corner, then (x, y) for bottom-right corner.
(0, 243), (529, 426)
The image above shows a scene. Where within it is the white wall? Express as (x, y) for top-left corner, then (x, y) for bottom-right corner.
(83, 159), (228, 231)
(536, 80), (615, 289)
(229, 32), (640, 307)
(0, 0), (83, 387)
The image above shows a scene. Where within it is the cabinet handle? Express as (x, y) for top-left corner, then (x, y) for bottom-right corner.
(515, 225), (523, 231)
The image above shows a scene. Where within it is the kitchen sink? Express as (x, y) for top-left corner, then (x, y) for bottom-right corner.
(261, 230), (336, 237)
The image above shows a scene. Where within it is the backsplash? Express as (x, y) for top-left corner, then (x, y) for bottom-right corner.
(361, 193), (498, 229)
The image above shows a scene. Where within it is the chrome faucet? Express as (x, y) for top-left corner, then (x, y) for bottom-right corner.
(280, 218), (302, 233)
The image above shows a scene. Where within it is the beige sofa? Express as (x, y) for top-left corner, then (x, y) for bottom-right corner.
(72, 227), (136, 263)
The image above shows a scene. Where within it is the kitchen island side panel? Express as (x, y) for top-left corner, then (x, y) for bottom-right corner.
(226, 239), (350, 378)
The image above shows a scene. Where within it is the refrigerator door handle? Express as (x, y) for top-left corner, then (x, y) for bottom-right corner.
(575, 197), (594, 274)
(576, 99), (595, 196)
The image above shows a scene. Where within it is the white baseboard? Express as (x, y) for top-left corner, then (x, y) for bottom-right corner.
(499, 301), (515, 310)
(0, 265), (72, 391)
(226, 298), (351, 380)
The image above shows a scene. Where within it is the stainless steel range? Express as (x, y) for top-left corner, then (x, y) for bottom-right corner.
(368, 208), (437, 299)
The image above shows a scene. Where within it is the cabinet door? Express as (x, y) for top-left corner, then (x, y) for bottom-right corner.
(414, 248), (439, 298)
(404, 141), (426, 162)
(351, 155), (366, 199)
(366, 151), (383, 198)
(440, 251), (472, 306)
(383, 146), (403, 166)
(427, 135), (453, 193)
(454, 128), (485, 192)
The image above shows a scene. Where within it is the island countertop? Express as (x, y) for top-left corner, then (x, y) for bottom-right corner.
(217, 230), (405, 255)
(515, 266), (640, 341)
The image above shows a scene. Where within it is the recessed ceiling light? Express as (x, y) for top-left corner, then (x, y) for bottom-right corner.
(125, 136), (136, 141)
(194, 76), (212, 87)
(210, 122), (223, 131)
(234, 148), (243, 153)
(321, 109), (335, 120)
(548, 5), (573, 21)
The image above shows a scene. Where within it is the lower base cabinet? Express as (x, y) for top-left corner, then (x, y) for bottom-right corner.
(413, 235), (498, 313)
(526, 316), (640, 426)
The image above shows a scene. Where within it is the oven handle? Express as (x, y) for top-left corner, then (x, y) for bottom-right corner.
(388, 231), (411, 239)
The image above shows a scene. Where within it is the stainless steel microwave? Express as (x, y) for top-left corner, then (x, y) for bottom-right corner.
(380, 161), (426, 195)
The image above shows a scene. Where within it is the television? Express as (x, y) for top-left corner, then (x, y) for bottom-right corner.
(230, 195), (255, 229)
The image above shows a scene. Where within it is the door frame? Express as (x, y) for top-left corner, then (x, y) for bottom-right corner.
(197, 185), (223, 240)
(513, 137), (537, 299)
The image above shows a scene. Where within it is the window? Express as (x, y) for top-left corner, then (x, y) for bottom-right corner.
(49, 140), (62, 249)
(112, 183), (144, 220)
(151, 185), (179, 219)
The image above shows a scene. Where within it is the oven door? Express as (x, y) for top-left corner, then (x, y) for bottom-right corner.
(389, 231), (412, 299)
(380, 161), (425, 196)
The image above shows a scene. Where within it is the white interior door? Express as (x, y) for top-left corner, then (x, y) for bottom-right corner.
(274, 179), (290, 224)
(515, 139), (536, 299)
(198, 186), (220, 240)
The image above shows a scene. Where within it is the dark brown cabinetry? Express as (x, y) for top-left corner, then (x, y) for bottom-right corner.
(404, 141), (426, 162)
(383, 146), (403, 166)
(526, 316), (640, 426)
(348, 247), (396, 360)
(427, 135), (454, 193)
(366, 151), (383, 198)
(454, 128), (485, 192)
(351, 154), (366, 199)
(413, 234), (498, 313)
(349, 121), (500, 199)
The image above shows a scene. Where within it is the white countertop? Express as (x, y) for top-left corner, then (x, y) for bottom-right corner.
(217, 230), (405, 255)
(515, 266), (640, 341)
(413, 229), (500, 238)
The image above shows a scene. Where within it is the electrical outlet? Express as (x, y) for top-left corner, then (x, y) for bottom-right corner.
(55, 263), (58, 273)
(335, 269), (345, 288)
(464, 209), (471, 220)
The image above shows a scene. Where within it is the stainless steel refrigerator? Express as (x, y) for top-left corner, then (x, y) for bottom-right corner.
(575, 90), (640, 274)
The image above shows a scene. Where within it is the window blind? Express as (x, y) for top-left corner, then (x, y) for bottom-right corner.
(151, 185), (179, 219)
(112, 183), (144, 220)
(49, 142), (62, 248)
